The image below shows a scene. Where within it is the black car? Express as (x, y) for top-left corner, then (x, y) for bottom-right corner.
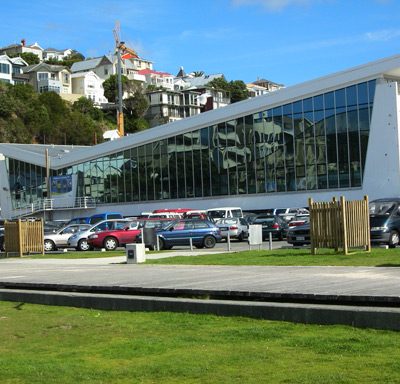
(0, 227), (4, 252)
(252, 215), (288, 240)
(369, 198), (400, 247)
(286, 223), (311, 246)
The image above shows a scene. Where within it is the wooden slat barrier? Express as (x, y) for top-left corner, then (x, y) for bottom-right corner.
(4, 219), (44, 257)
(309, 196), (370, 255)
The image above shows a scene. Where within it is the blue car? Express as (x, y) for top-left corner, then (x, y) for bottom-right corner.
(152, 219), (222, 250)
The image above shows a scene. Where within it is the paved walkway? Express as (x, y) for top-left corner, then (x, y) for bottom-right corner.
(1, 253), (400, 330)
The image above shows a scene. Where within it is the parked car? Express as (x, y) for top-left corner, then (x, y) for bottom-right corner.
(264, 208), (309, 223)
(369, 198), (400, 247)
(216, 217), (249, 241)
(67, 216), (90, 225)
(288, 213), (310, 227)
(206, 207), (243, 221)
(137, 219), (222, 250)
(252, 215), (288, 240)
(87, 226), (141, 251)
(0, 227), (4, 252)
(88, 212), (123, 224)
(44, 224), (92, 251)
(67, 219), (136, 251)
(286, 223), (311, 246)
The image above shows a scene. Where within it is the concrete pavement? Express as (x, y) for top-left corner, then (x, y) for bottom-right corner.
(1, 251), (400, 330)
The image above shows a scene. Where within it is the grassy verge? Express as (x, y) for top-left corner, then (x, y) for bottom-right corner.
(146, 247), (400, 267)
(0, 301), (399, 384)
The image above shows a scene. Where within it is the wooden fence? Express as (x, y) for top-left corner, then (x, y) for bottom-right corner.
(4, 219), (44, 257)
(309, 196), (371, 255)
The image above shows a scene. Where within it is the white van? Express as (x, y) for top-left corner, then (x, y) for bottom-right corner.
(206, 207), (243, 221)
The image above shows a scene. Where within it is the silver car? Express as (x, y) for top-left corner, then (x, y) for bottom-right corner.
(44, 224), (92, 251)
(216, 217), (249, 241)
(67, 219), (136, 251)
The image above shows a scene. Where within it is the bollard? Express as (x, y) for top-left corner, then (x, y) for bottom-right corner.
(189, 237), (193, 251)
(227, 232), (231, 252)
(269, 232), (272, 250)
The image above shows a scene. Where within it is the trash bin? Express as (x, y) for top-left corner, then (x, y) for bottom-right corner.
(142, 227), (158, 250)
(126, 243), (146, 264)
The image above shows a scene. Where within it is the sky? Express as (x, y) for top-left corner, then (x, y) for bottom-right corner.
(2, 0), (400, 86)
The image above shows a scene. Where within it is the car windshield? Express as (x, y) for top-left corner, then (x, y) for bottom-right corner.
(208, 210), (226, 219)
(219, 218), (238, 225)
(369, 201), (398, 215)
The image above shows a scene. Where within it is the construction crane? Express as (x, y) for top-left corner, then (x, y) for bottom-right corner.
(113, 21), (139, 137)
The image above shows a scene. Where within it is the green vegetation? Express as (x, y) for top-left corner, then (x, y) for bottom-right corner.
(0, 83), (113, 145)
(207, 76), (249, 103)
(26, 250), (125, 259)
(0, 301), (399, 383)
(146, 247), (400, 267)
(22, 247), (400, 266)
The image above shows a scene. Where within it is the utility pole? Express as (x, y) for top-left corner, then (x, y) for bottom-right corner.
(116, 41), (124, 137)
(114, 21), (124, 137)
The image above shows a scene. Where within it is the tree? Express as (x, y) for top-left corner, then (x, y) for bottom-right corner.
(192, 71), (204, 77)
(17, 52), (40, 65)
(229, 80), (249, 103)
(208, 77), (249, 103)
(102, 74), (129, 103)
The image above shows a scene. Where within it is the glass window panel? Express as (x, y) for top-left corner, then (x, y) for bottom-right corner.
(357, 82), (368, 105)
(176, 134), (186, 198)
(160, 139), (169, 199)
(184, 132), (194, 198)
(137, 146), (147, 201)
(264, 110), (276, 192)
(346, 85), (357, 108)
(200, 128), (211, 197)
(236, 117), (248, 194)
(254, 112), (266, 193)
(192, 130), (203, 197)
(245, 114), (256, 193)
(168, 137), (178, 199)
(153, 141), (161, 200)
(227, 119), (239, 195)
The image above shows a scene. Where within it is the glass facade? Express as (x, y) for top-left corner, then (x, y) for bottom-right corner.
(7, 80), (376, 208)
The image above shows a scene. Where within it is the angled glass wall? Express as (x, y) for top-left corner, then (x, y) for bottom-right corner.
(7, 80), (376, 208)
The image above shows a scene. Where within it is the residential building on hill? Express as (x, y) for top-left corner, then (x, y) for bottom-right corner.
(0, 40), (44, 60)
(145, 89), (202, 127)
(0, 54), (29, 85)
(43, 48), (74, 61)
(22, 62), (72, 94)
(71, 71), (108, 104)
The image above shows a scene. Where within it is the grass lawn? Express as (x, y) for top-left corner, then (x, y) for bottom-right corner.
(11, 247), (400, 266)
(0, 301), (399, 384)
(24, 250), (126, 259)
(146, 247), (400, 267)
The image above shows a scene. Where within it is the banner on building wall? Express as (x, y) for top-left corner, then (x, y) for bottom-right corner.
(50, 175), (78, 208)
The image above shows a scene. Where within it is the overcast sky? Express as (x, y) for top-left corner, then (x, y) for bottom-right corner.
(2, 0), (400, 86)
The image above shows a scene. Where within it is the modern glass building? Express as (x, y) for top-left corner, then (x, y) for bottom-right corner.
(1, 55), (400, 219)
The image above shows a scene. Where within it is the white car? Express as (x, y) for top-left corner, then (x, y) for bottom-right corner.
(44, 224), (92, 251)
(216, 217), (249, 241)
(67, 219), (136, 251)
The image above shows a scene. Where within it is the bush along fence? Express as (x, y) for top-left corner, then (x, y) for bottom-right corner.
(4, 219), (44, 257)
(308, 196), (371, 255)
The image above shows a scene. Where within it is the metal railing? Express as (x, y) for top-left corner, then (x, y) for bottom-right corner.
(9, 197), (96, 219)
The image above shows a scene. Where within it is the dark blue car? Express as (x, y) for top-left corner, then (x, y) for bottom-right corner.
(155, 219), (222, 250)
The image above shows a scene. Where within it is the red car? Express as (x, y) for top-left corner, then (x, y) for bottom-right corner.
(87, 227), (141, 251)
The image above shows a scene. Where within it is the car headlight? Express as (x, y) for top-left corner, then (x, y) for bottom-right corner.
(371, 226), (388, 231)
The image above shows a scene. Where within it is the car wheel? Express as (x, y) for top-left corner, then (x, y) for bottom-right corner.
(203, 235), (216, 248)
(158, 238), (166, 250)
(77, 239), (90, 251)
(389, 231), (400, 248)
(237, 233), (244, 242)
(104, 237), (118, 251)
(44, 239), (56, 252)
